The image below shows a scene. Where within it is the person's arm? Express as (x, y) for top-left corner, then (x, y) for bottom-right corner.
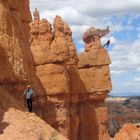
(24, 89), (26, 94)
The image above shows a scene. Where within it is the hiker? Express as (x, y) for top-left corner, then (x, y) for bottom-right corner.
(103, 39), (110, 48)
(24, 85), (34, 112)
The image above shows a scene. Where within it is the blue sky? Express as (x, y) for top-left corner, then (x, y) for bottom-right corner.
(30, 0), (140, 96)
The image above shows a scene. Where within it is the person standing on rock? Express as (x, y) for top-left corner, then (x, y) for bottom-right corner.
(24, 85), (34, 112)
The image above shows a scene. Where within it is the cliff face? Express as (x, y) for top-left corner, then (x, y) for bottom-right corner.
(77, 27), (112, 140)
(30, 9), (112, 140)
(0, 1), (67, 139)
(0, 0), (45, 102)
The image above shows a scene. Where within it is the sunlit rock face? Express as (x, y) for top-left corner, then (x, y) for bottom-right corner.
(0, 0), (112, 138)
(0, 0), (46, 102)
(30, 8), (112, 140)
(77, 26), (112, 140)
(30, 10), (77, 137)
(114, 124), (140, 140)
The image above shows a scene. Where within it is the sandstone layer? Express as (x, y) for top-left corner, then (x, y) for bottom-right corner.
(30, 9), (112, 140)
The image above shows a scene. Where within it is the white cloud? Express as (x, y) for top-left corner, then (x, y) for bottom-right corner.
(137, 33), (140, 38)
(101, 36), (118, 45)
(78, 47), (84, 53)
(71, 25), (90, 38)
(111, 24), (134, 33)
(111, 70), (126, 75)
(76, 0), (140, 16)
(109, 39), (140, 74)
(124, 81), (133, 86)
(136, 67), (140, 71)
(134, 77), (140, 82)
(30, 0), (140, 39)
(30, 0), (140, 16)
(123, 77), (140, 89)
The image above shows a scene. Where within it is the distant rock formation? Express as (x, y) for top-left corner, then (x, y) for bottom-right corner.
(106, 97), (140, 137)
(30, 9), (112, 140)
(114, 124), (140, 140)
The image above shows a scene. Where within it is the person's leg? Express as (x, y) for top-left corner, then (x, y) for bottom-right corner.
(26, 99), (30, 112)
(29, 99), (32, 112)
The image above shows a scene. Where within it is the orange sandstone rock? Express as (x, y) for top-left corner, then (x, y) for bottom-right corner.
(36, 64), (70, 95)
(0, 0), (46, 100)
(76, 26), (112, 140)
(30, 10), (73, 138)
(83, 26), (110, 51)
(114, 124), (140, 140)
(78, 48), (111, 68)
(78, 26), (112, 95)
(0, 0), (113, 138)
(29, 9), (112, 140)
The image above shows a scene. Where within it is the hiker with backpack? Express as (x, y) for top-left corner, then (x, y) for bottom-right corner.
(24, 85), (34, 112)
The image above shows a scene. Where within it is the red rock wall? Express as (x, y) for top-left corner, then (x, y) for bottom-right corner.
(72, 27), (112, 140)
(0, 1), (67, 139)
(0, 0), (45, 103)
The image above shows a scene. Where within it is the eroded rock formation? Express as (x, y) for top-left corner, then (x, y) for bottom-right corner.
(0, 0), (112, 139)
(77, 26), (112, 140)
(30, 10), (75, 137)
(0, 0), (45, 102)
(1, 1), (139, 140)
(0, 1), (67, 140)
(30, 9), (112, 140)
(114, 124), (140, 140)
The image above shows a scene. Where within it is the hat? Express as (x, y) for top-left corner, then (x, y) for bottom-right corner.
(26, 85), (31, 88)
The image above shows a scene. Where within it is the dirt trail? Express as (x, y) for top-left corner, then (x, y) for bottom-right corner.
(0, 88), (67, 140)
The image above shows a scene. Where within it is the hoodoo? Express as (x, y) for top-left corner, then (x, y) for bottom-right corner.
(30, 8), (112, 140)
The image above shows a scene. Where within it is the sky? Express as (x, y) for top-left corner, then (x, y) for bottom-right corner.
(30, 0), (140, 96)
